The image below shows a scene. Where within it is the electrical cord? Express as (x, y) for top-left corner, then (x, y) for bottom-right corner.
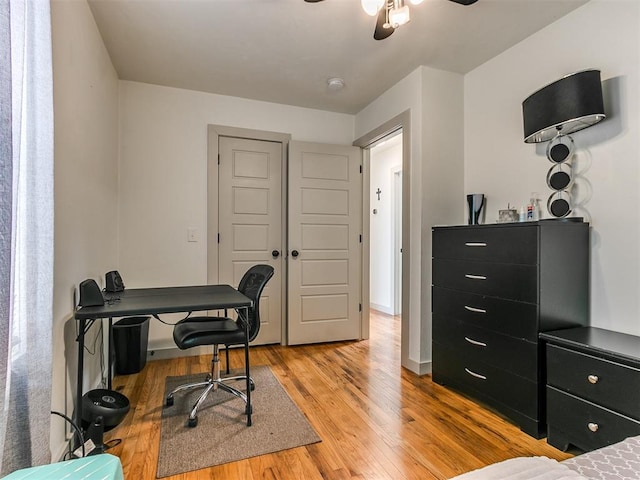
(51, 410), (85, 459)
(152, 312), (193, 325)
(152, 309), (234, 325)
(83, 321), (103, 355)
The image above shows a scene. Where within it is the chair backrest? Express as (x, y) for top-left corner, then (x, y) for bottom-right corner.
(237, 264), (274, 342)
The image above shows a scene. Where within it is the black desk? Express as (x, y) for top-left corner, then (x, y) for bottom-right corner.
(74, 284), (253, 435)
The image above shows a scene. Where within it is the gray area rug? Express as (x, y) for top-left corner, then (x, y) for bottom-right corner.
(157, 365), (321, 478)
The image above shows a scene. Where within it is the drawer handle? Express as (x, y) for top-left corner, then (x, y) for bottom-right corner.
(588, 375), (599, 384)
(465, 242), (487, 247)
(465, 274), (487, 280)
(465, 336), (487, 347)
(464, 305), (486, 314)
(588, 422), (599, 433)
(464, 368), (487, 380)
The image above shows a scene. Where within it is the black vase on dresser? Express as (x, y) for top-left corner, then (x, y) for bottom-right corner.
(431, 220), (590, 438)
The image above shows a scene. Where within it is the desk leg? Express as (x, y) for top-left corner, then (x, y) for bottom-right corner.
(107, 317), (113, 390)
(243, 306), (252, 426)
(75, 318), (86, 449)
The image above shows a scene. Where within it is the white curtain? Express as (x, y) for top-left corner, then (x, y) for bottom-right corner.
(0, 0), (54, 474)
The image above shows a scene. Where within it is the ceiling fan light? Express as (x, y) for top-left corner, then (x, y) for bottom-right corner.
(361, 0), (383, 16)
(389, 4), (410, 27)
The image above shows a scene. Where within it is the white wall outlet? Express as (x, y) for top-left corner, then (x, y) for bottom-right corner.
(187, 228), (198, 242)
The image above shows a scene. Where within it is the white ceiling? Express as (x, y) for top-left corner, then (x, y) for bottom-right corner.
(87, 0), (590, 114)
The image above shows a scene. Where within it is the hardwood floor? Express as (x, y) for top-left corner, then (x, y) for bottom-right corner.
(106, 310), (572, 479)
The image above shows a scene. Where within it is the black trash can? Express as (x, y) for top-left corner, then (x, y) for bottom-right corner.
(113, 316), (150, 374)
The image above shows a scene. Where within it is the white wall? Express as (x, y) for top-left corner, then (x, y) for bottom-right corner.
(356, 66), (465, 373)
(370, 137), (402, 314)
(420, 67), (465, 366)
(51, 0), (119, 459)
(117, 81), (356, 350)
(465, 0), (640, 336)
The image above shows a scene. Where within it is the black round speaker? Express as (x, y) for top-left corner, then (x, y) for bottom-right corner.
(82, 389), (130, 431)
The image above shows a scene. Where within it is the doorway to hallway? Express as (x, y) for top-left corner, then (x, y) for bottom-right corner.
(369, 132), (402, 320)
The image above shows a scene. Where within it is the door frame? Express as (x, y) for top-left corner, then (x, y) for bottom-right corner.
(207, 125), (291, 344)
(392, 166), (402, 315)
(353, 110), (411, 368)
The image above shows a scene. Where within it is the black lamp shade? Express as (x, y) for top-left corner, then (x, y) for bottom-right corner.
(522, 70), (606, 143)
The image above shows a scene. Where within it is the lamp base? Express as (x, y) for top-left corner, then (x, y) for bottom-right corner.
(539, 217), (583, 222)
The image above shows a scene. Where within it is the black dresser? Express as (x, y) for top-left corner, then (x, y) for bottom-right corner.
(540, 327), (640, 451)
(432, 220), (589, 438)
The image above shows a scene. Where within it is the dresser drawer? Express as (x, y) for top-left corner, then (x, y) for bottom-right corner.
(433, 343), (539, 419)
(433, 258), (538, 303)
(433, 316), (538, 380)
(432, 287), (538, 341)
(547, 386), (640, 451)
(433, 225), (538, 264)
(546, 344), (640, 420)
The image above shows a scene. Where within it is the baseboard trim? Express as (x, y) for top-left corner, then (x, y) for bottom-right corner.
(152, 346), (432, 374)
(147, 345), (209, 361)
(54, 437), (74, 462)
(402, 357), (432, 376)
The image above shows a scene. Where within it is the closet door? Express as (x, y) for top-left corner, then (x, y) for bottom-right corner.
(287, 141), (362, 345)
(218, 136), (282, 345)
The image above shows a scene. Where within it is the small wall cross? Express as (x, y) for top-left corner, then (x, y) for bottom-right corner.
(375, 188), (382, 201)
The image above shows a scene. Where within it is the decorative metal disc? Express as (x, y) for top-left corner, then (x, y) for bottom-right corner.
(547, 163), (573, 191)
(546, 134), (574, 164)
(547, 191), (572, 218)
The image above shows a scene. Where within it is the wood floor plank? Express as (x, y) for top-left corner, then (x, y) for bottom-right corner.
(105, 310), (572, 479)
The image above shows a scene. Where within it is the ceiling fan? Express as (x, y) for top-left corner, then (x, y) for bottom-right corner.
(304, 0), (479, 41)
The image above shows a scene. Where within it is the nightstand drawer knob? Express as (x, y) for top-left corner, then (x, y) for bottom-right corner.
(588, 374), (599, 384)
(588, 422), (599, 432)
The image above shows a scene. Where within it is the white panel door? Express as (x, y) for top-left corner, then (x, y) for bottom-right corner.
(288, 141), (362, 345)
(219, 136), (282, 344)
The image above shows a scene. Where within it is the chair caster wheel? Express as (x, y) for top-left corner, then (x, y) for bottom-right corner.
(165, 396), (174, 407)
(188, 416), (198, 428)
(250, 382), (255, 391)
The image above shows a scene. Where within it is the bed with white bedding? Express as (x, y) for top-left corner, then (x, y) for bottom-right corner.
(450, 436), (640, 480)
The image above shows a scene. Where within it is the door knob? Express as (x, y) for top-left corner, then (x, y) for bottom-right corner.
(272, 250), (280, 258)
(291, 250), (299, 258)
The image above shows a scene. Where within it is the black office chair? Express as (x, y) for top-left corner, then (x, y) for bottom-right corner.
(165, 264), (274, 427)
